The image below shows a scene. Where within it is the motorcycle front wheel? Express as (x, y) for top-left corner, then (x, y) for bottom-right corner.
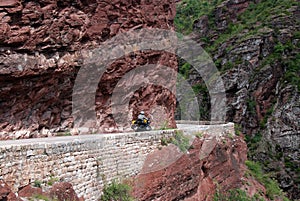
(145, 125), (152, 131)
(131, 124), (139, 132)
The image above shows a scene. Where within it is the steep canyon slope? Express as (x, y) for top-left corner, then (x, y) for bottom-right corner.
(0, 0), (177, 139)
(175, 0), (299, 199)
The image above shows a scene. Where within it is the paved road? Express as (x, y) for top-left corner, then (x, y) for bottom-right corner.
(176, 124), (210, 131)
(0, 129), (175, 147)
(0, 123), (232, 147)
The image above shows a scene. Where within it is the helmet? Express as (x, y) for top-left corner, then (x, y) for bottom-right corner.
(140, 111), (145, 115)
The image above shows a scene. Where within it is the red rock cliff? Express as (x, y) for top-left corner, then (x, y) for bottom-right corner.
(132, 133), (272, 201)
(0, 0), (177, 139)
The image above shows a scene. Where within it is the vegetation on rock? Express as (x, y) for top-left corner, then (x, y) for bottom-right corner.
(245, 160), (290, 201)
(101, 180), (134, 201)
(214, 188), (264, 201)
(175, 0), (299, 199)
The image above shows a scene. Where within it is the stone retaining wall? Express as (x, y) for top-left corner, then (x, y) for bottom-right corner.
(0, 123), (234, 200)
(0, 130), (175, 200)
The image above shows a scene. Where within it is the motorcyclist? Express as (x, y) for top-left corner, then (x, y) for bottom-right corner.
(131, 111), (151, 131)
(137, 111), (148, 125)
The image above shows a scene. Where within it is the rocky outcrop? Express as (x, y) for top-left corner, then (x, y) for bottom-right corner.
(0, 180), (21, 201)
(189, 0), (299, 199)
(132, 131), (281, 200)
(49, 182), (83, 201)
(0, 0), (177, 139)
(0, 180), (81, 201)
(133, 134), (249, 200)
(18, 184), (43, 198)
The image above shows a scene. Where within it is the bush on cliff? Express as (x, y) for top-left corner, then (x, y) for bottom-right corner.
(213, 188), (263, 201)
(245, 160), (290, 201)
(100, 180), (134, 201)
(174, 0), (222, 34)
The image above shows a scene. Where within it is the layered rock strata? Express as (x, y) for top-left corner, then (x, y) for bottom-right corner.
(0, 0), (177, 139)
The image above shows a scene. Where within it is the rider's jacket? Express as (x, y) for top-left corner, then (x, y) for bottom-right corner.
(137, 114), (148, 124)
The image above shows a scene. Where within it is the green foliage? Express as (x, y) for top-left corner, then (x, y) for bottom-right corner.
(206, 0), (298, 54)
(258, 41), (299, 91)
(170, 130), (190, 153)
(30, 194), (57, 201)
(239, 0), (297, 28)
(195, 132), (203, 138)
(160, 130), (193, 152)
(160, 137), (169, 146)
(245, 161), (263, 180)
(213, 188), (262, 201)
(284, 157), (298, 172)
(214, 59), (222, 69)
(228, 133), (234, 139)
(283, 53), (300, 91)
(245, 132), (264, 160)
(259, 118), (267, 129)
(245, 132), (262, 145)
(222, 61), (234, 71)
(33, 180), (42, 188)
(101, 180), (134, 201)
(179, 62), (191, 79)
(275, 144), (283, 160)
(56, 131), (71, 136)
(274, 42), (285, 54)
(192, 83), (208, 95)
(160, 120), (171, 130)
(241, 1), (299, 90)
(174, 0), (222, 34)
(294, 31), (300, 39)
(259, 105), (274, 129)
(234, 124), (242, 136)
(245, 160), (290, 201)
(47, 176), (59, 186)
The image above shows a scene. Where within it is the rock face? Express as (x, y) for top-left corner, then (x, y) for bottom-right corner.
(188, 0), (299, 199)
(0, 0), (177, 139)
(0, 179), (21, 201)
(134, 134), (247, 200)
(132, 134), (269, 201)
(49, 182), (83, 201)
(0, 180), (81, 201)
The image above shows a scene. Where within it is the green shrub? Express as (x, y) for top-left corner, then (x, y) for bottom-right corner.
(47, 176), (59, 186)
(101, 180), (134, 201)
(245, 160), (290, 201)
(170, 130), (191, 153)
(33, 180), (42, 188)
(228, 133), (234, 139)
(56, 131), (71, 136)
(192, 83), (208, 95)
(245, 160), (264, 181)
(213, 188), (261, 201)
(195, 132), (203, 138)
(161, 137), (169, 146)
(247, 98), (257, 115)
(234, 124), (242, 136)
(283, 53), (300, 91)
(206, 0), (297, 54)
(30, 194), (57, 201)
(159, 120), (171, 130)
(179, 62), (191, 79)
(245, 132), (262, 145)
(174, 0), (222, 34)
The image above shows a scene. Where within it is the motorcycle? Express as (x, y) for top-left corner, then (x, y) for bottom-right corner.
(131, 118), (152, 132)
